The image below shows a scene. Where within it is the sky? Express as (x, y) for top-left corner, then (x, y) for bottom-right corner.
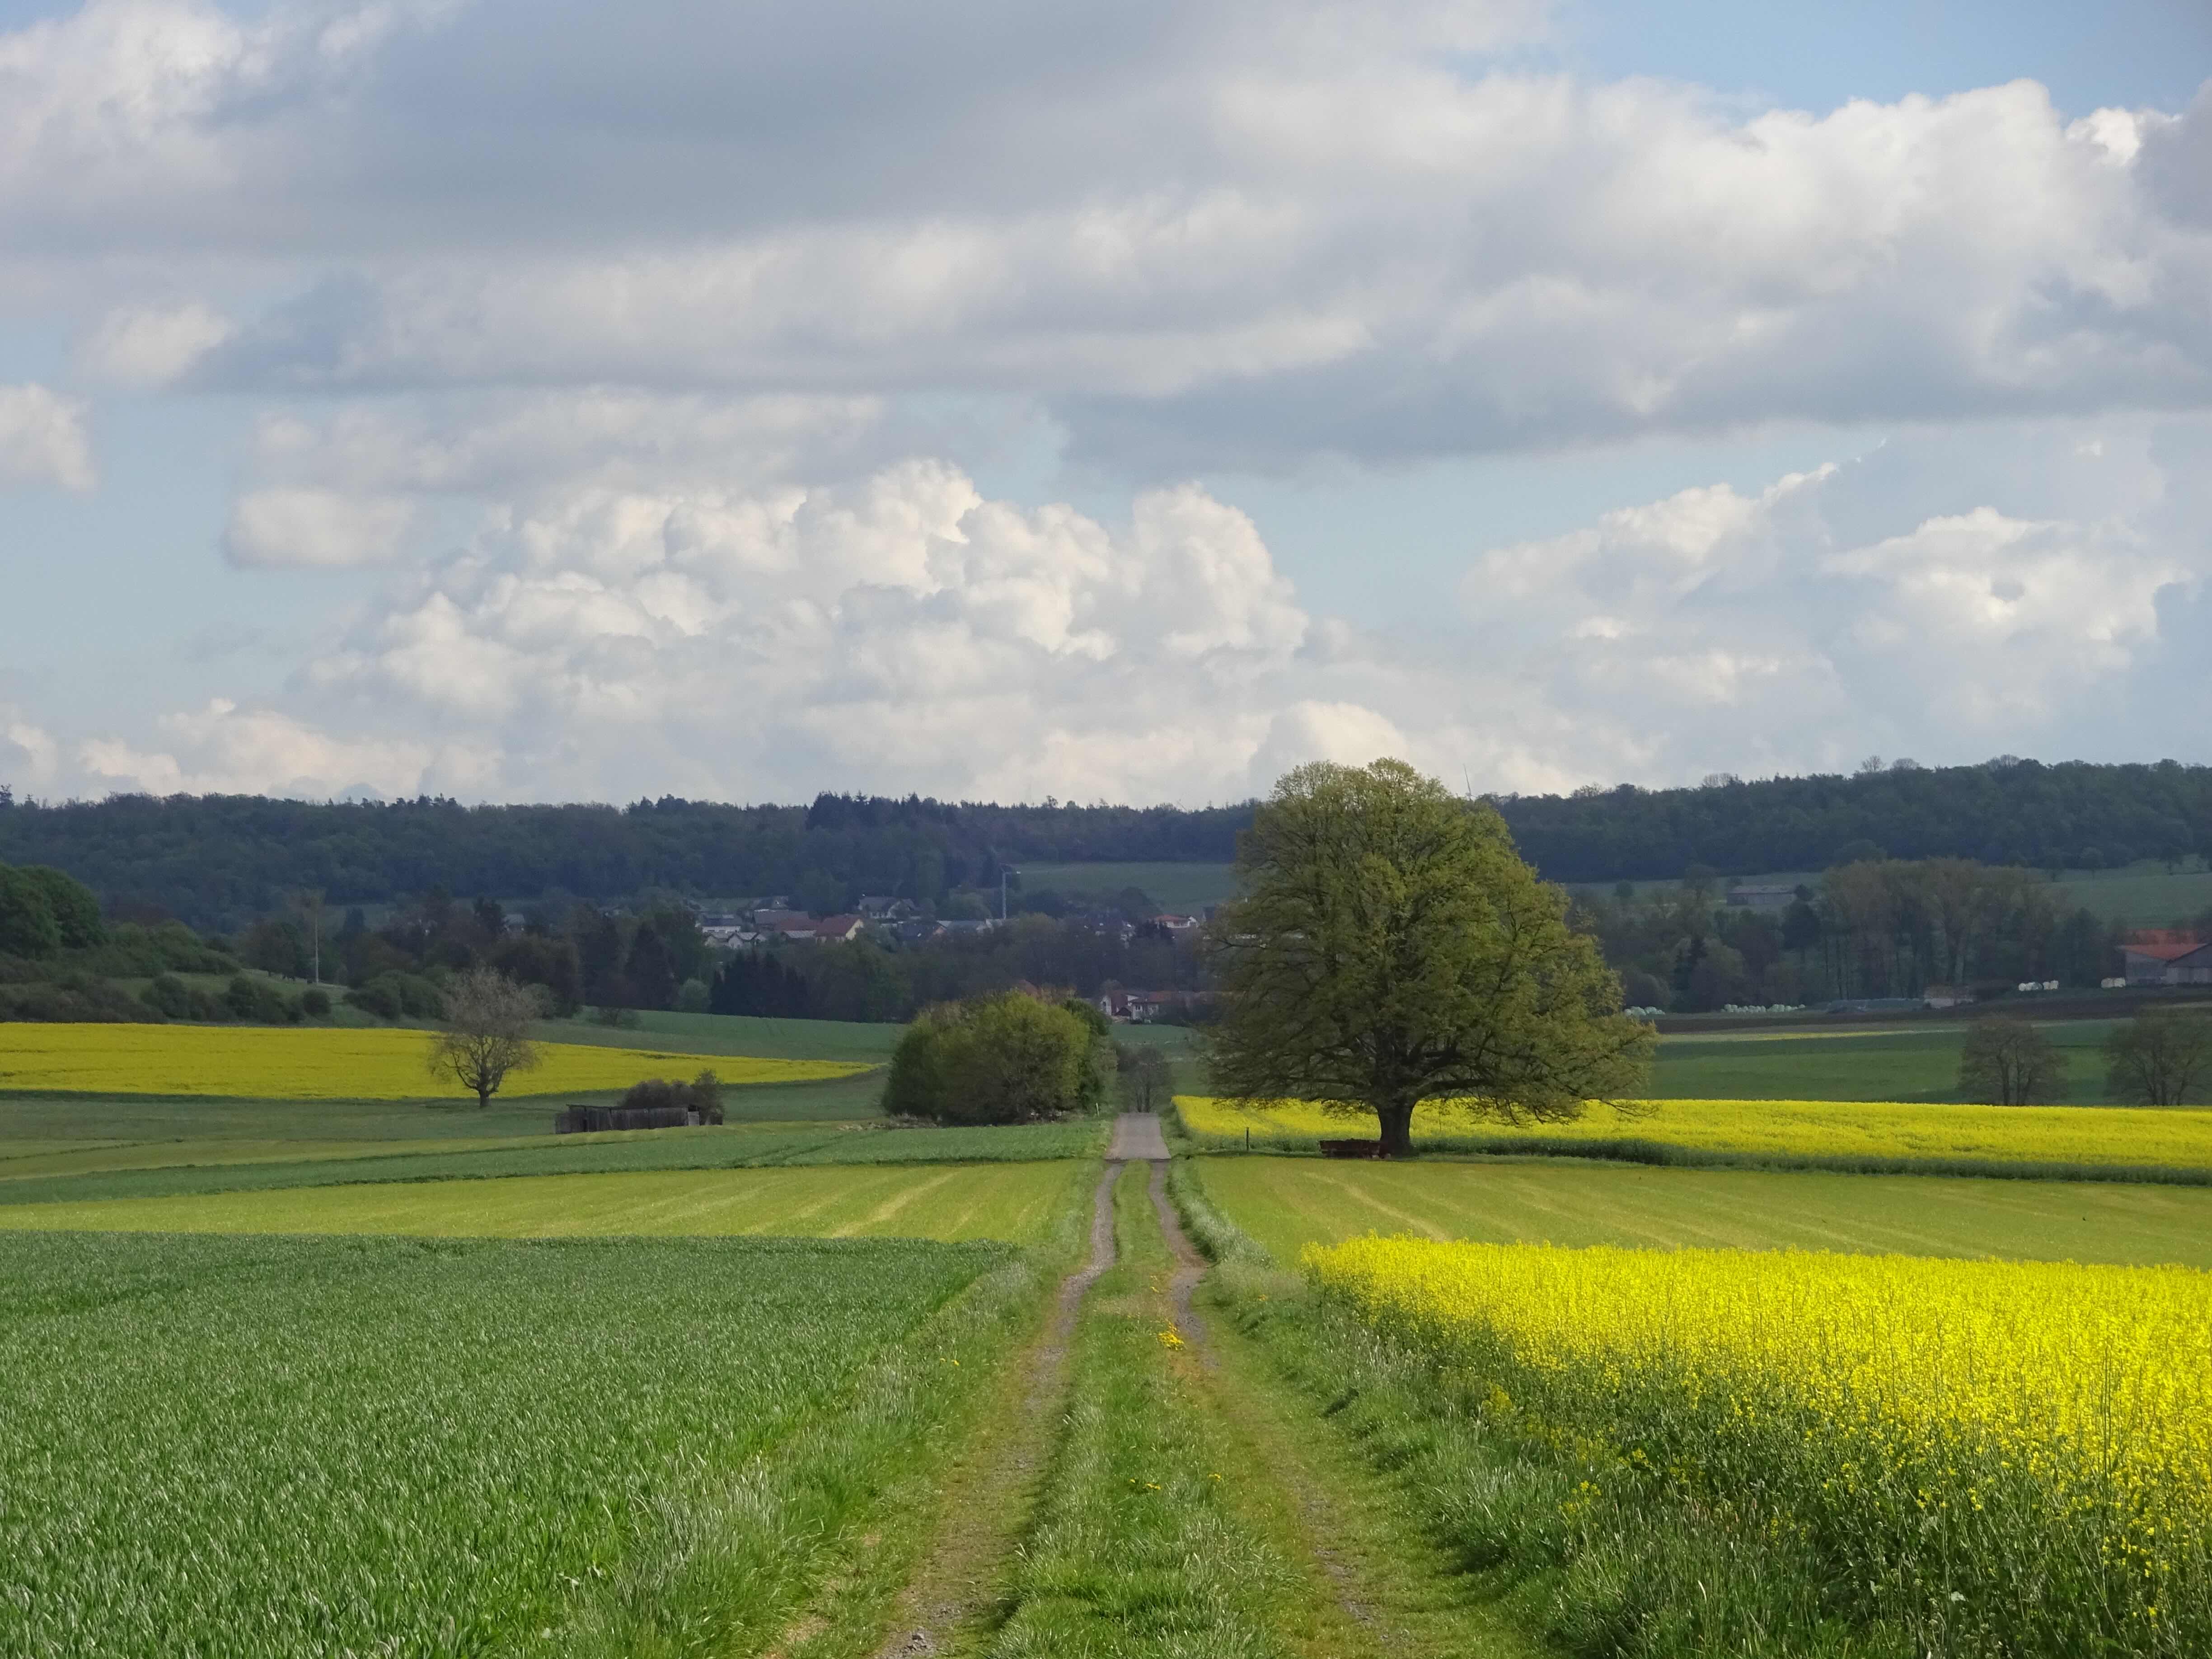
(0, 0), (2208, 807)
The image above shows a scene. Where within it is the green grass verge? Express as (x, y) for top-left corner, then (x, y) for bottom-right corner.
(0, 1158), (1093, 1242)
(0, 1118), (1108, 1208)
(0, 1228), (1049, 1659)
(982, 1163), (1296, 1657)
(1195, 1156), (2212, 1269)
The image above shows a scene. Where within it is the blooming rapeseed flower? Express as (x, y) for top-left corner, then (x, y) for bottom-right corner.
(1308, 1236), (2212, 1653)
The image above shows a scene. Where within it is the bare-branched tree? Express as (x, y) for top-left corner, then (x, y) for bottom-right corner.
(2105, 1010), (2212, 1106)
(1956, 1015), (2068, 1105)
(427, 967), (545, 1107)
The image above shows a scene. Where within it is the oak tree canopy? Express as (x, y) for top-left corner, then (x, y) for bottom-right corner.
(1205, 759), (1652, 1158)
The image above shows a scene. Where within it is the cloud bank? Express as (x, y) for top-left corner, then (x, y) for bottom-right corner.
(3, 0), (2210, 803)
(56, 415), (2212, 804)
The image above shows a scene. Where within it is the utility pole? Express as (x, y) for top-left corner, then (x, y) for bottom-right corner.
(297, 889), (326, 984)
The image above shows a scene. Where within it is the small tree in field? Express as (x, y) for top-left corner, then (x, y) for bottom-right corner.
(1956, 1015), (2068, 1104)
(2105, 1010), (2212, 1106)
(882, 990), (1096, 1125)
(427, 967), (545, 1106)
(1206, 759), (1652, 1158)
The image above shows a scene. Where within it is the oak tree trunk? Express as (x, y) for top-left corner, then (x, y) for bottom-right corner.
(1375, 1097), (1416, 1158)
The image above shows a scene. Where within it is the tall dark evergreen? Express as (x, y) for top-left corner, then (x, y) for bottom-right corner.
(573, 909), (628, 1008)
(709, 953), (815, 1018)
(623, 923), (680, 1012)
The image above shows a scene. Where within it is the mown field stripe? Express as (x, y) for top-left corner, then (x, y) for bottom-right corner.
(1198, 1156), (2212, 1269)
(0, 1120), (1109, 1209)
(0, 1162), (1085, 1243)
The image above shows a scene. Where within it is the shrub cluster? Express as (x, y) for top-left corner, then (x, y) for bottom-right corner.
(85, 921), (234, 978)
(0, 966), (327, 1026)
(344, 972), (446, 1021)
(136, 972), (314, 1025)
(881, 989), (1112, 1125)
(0, 895), (266, 1024)
(0, 975), (152, 1023)
(615, 1070), (726, 1123)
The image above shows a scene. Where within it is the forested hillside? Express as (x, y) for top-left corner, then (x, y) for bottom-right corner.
(1, 757), (2207, 927)
(1499, 758), (2212, 884)
(0, 789), (1250, 928)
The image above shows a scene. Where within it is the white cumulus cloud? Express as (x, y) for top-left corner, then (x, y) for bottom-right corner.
(1458, 417), (2212, 780)
(224, 486), (417, 566)
(0, 384), (94, 491)
(77, 698), (487, 798)
(79, 301), (234, 388)
(1, 707), (60, 788)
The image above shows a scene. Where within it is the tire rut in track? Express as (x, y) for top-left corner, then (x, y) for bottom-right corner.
(865, 1155), (1125, 1659)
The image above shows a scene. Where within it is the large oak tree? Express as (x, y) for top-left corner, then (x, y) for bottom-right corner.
(1205, 759), (1651, 1157)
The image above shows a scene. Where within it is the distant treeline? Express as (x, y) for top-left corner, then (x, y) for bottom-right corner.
(1495, 758), (2212, 884)
(2, 757), (2208, 926)
(0, 789), (1248, 929)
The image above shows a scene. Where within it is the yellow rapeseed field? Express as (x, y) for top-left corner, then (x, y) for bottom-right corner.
(1177, 1093), (2212, 1170)
(1309, 1236), (2212, 1654)
(0, 1024), (866, 1100)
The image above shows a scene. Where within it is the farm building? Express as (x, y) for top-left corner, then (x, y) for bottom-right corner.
(553, 1103), (719, 1133)
(2123, 938), (2212, 986)
(1726, 882), (1801, 910)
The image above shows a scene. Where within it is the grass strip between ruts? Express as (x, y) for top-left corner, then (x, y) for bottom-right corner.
(980, 1162), (1298, 1658)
